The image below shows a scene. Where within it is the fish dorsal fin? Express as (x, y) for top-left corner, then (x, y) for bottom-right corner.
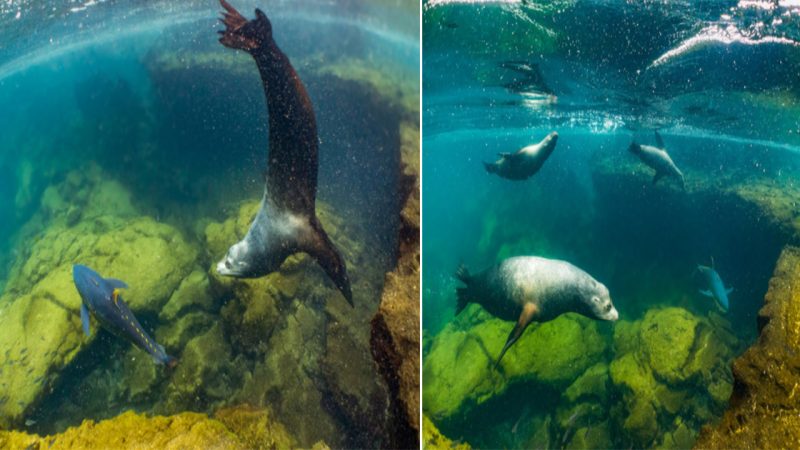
(105, 278), (129, 289)
(655, 130), (665, 148)
(710, 256), (715, 269)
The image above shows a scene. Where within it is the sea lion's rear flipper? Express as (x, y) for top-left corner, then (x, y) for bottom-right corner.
(494, 303), (537, 369)
(217, 0), (270, 52)
(655, 130), (665, 148)
(303, 217), (353, 307)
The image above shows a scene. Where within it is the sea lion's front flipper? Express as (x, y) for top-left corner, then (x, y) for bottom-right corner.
(655, 130), (665, 148)
(302, 217), (353, 307)
(80, 304), (91, 337)
(494, 303), (538, 369)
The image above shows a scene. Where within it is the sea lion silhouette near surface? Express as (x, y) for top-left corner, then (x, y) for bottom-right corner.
(215, 0), (353, 306)
(483, 131), (559, 180)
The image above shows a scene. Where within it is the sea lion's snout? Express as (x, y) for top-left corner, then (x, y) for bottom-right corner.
(607, 305), (619, 321)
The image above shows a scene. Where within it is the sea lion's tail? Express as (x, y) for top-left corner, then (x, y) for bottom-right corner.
(455, 264), (471, 315)
(305, 216), (354, 307)
(218, 0), (271, 52)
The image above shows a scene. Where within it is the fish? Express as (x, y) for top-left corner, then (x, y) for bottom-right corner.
(72, 265), (177, 367)
(696, 257), (733, 312)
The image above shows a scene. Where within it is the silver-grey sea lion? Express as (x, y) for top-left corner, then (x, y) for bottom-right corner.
(628, 131), (685, 189)
(215, 0), (352, 306)
(455, 256), (618, 367)
(483, 131), (559, 180)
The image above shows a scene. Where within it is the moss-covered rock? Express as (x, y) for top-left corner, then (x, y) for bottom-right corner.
(423, 415), (471, 450)
(640, 307), (700, 384)
(0, 410), (247, 449)
(564, 362), (609, 403)
(213, 404), (296, 450)
(423, 305), (607, 421)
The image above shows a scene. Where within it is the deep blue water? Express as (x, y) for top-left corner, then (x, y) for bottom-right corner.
(423, 0), (800, 448)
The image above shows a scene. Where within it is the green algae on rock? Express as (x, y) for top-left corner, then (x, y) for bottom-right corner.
(0, 408), (298, 450)
(423, 414), (472, 450)
(423, 304), (607, 421)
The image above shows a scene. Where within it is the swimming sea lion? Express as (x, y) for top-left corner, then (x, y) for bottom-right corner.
(628, 131), (685, 189)
(215, 0), (352, 306)
(455, 256), (618, 367)
(73, 264), (178, 367)
(483, 131), (559, 180)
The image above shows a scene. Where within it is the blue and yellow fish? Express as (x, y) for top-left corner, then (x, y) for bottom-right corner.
(72, 264), (177, 367)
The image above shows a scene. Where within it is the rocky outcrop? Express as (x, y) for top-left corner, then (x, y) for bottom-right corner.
(694, 246), (800, 449)
(371, 119), (421, 448)
(423, 305), (608, 422)
(0, 407), (298, 450)
(0, 168), (197, 429)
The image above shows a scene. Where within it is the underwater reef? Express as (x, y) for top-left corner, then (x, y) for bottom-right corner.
(0, 29), (419, 448)
(423, 136), (799, 448)
(695, 246), (800, 449)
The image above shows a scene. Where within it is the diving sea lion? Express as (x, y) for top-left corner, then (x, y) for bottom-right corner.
(628, 131), (685, 189)
(72, 264), (178, 367)
(483, 131), (559, 180)
(696, 258), (733, 312)
(215, 0), (352, 306)
(455, 256), (618, 367)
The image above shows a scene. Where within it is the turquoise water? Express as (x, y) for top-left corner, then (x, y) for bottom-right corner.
(0, 0), (419, 447)
(422, 1), (800, 448)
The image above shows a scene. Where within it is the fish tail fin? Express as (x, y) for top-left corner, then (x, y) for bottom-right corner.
(455, 264), (472, 315)
(156, 344), (179, 369)
(304, 216), (354, 307)
(217, 0), (272, 52)
(483, 162), (496, 174)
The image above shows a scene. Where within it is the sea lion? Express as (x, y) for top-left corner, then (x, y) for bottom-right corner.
(696, 258), (733, 312)
(215, 0), (352, 306)
(628, 131), (685, 189)
(483, 131), (559, 180)
(72, 264), (178, 367)
(455, 256), (618, 367)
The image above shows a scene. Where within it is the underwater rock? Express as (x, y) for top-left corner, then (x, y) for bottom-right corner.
(159, 269), (215, 321)
(163, 323), (241, 413)
(213, 404), (296, 450)
(640, 307), (700, 384)
(0, 410), (246, 449)
(423, 414), (472, 450)
(371, 118), (421, 449)
(564, 362), (609, 404)
(423, 305), (607, 421)
(695, 246), (800, 448)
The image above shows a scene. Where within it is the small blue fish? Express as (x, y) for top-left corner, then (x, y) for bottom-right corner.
(696, 258), (733, 312)
(72, 264), (177, 367)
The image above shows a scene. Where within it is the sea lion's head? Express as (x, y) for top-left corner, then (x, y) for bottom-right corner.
(585, 280), (618, 321)
(216, 240), (256, 277)
(628, 142), (642, 155)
